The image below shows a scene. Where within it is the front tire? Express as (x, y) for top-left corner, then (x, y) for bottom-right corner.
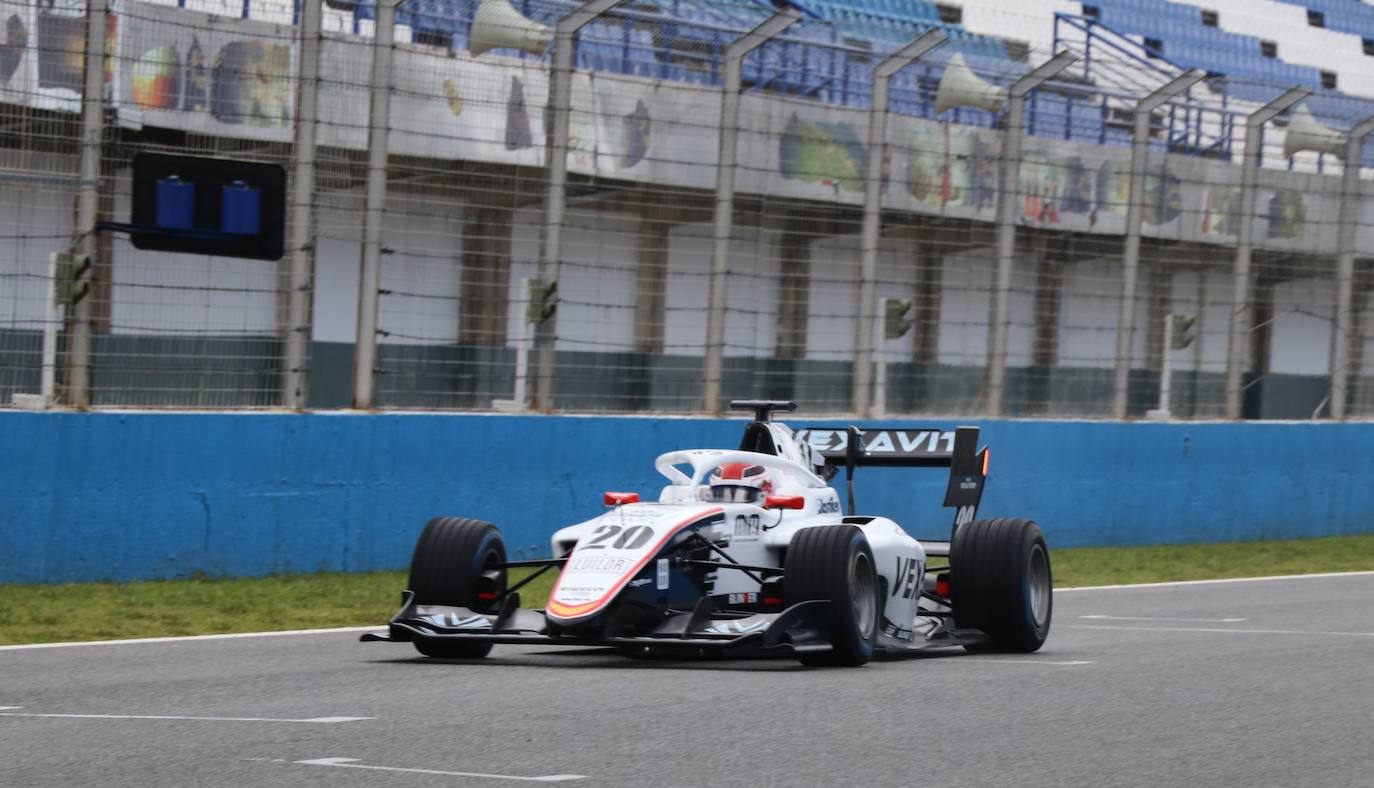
(951, 518), (1051, 653)
(407, 517), (506, 659)
(784, 525), (880, 667)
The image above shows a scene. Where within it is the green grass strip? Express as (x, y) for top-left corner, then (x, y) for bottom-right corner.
(1051, 533), (1374, 587)
(2, 533), (1373, 646)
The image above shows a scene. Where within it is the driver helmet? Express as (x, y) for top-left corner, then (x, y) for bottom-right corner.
(705, 462), (773, 503)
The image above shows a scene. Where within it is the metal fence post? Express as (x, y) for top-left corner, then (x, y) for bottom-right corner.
(352, 0), (398, 409)
(1331, 114), (1374, 420)
(852, 30), (946, 419)
(532, 0), (623, 411)
(987, 51), (1076, 417)
(67, 0), (108, 408)
(284, 0), (322, 409)
(1224, 86), (1309, 420)
(701, 8), (802, 415)
(1111, 70), (1205, 420)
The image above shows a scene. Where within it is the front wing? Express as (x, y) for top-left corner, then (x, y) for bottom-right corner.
(361, 592), (990, 656)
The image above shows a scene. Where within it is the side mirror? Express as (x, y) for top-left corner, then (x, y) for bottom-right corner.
(764, 495), (805, 510)
(604, 491), (640, 506)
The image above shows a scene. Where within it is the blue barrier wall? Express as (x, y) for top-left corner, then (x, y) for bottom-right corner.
(3, 412), (1372, 584)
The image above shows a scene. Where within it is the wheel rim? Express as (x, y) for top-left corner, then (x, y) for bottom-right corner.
(1028, 543), (1051, 627)
(849, 550), (877, 637)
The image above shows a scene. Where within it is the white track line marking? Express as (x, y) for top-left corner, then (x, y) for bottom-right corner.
(0, 626), (380, 651)
(1058, 570), (1374, 592)
(957, 658), (1093, 666)
(0, 712), (372, 723)
(288, 757), (586, 782)
(1080, 615), (1248, 623)
(0, 706), (23, 711)
(1065, 624), (1374, 638)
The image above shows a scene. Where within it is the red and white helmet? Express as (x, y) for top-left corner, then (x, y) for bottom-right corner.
(705, 462), (773, 503)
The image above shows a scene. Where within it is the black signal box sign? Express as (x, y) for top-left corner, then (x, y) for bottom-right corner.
(129, 152), (286, 261)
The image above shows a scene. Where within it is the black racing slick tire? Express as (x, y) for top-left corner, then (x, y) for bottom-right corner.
(784, 525), (880, 667)
(407, 517), (507, 659)
(950, 518), (1052, 653)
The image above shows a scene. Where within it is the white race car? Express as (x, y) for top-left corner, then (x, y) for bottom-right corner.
(364, 401), (1051, 666)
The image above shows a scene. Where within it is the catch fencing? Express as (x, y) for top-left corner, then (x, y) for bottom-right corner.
(1, 0), (1372, 419)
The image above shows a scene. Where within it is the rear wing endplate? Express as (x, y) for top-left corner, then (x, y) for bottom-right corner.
(796, 426), (989, 541)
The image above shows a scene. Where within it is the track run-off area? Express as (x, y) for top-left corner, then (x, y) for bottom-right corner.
(3, 572), (1372, 788)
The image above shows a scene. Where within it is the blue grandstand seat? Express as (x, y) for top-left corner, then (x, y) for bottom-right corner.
(1084, 0), (1327, 87)
(1269, 0), (1374, 38)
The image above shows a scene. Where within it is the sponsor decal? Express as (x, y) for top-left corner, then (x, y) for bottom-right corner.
(799, 429), (956, 458)
(727, 592), (758, 605)
(891, 556), (922, 600)
(423, 612), (492, 629)
(656, 558), (669, 591)
(628, 578), (651, 588)
(554, 586), (605, 604)
(882, 617), (914, 641)
(569, 556), (632, 574)
(817, 496), (840, 514)
(954, 505), (976, 529)
(733, 514), (762, 539)
(704, 619), (768, 635)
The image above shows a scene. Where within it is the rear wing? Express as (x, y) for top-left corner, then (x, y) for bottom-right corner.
(796, 426), (989, 541)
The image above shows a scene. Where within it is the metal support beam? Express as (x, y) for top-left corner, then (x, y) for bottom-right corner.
(66, 0), (108, 407)
(987, 51), (1077, 417)
(352, 0), (398, 408)
(775, 211), (813, 360)
(533, 0), (623, 411)
(633, 202), (671, 354)
(912, 234), (943, 366)
(1112, 69), (1205, 419)
(697, 10), (802, 414)
(1224, 86), (1310, 419)
(852, 30), (946, 418)
(701, 8), (803, 415)
(1330, 113), (1374, 420)
(284, 0), (322, 409)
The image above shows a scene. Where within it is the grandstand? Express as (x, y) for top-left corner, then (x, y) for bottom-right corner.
(139, 0), (1374, 161)
(2, 0), (1374, 419)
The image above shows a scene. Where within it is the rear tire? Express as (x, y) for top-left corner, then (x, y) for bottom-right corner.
(951, 518), (1051, 653)
(784, 525), (879, 667)
(407, 517), (507, 659)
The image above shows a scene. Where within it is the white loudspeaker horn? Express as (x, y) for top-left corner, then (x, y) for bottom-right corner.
(1283, 104), (1346, 159)
(934, 53), (1008, 116)
(470, 0), (553, 58)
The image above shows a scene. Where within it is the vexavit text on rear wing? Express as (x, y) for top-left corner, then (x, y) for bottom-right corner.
(796, 426), (989, 542)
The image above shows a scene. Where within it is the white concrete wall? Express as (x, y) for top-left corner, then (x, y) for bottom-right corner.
(0, 158), (74, 333)
(1269, 276), (1337, 376)
(935, 246), (994, 367)
(312, 192), (466, 347)
(312, 198), (363, 344)
(1168, 267), (1231, 374)
(109, 171), (278, 337)
(0, 187), (1342, 385)
(659, 223), (782, 358)
(1058, 257), (1134, 370)
(551, 209), (641, 354)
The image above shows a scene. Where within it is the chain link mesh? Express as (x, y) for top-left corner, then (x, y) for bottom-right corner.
(0, 0), (1370, 418)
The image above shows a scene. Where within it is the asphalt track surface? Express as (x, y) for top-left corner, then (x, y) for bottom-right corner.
(3, 572), (1373, 788)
